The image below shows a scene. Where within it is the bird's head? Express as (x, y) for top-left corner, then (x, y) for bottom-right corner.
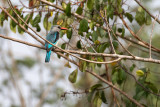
(50, 25), (68, 32)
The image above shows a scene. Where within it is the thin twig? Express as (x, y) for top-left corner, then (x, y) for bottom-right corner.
(149, 14), (159, 59)
(103, 58), (120, 107)
(61, 86), (110, 97)
(98, 10), (116, 54)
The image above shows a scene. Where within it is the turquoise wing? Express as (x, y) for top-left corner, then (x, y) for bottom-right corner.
(45, 32), (59, 50)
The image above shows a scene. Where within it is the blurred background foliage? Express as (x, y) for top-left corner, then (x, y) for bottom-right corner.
(0, 0), (160, 107)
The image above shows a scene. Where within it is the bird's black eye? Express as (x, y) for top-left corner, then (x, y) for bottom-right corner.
(58, 26), (61, 29)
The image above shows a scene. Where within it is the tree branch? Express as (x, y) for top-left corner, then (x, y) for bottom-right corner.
(1, 34), (160, 64)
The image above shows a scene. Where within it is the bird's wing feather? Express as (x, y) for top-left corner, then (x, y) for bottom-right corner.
(46, 32), (59, 43)
(45, 31), (59, 50)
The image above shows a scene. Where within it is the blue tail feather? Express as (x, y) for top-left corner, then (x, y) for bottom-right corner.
(45, 50), (51, 62)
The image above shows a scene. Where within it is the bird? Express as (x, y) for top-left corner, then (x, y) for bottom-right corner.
(45, 25), (68, 62)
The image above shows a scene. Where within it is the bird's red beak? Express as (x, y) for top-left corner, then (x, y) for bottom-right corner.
(60, 27), (68, 30)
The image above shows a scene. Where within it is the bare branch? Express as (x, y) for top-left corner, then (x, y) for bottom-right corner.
(1, 34), (160, 64)
(149, 15), (159, 58)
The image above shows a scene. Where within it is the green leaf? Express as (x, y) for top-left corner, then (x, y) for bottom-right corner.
(61, 43), (66, 49)
(113, 40), (118, 49)
(24, 14), (32, 24)
(79, 61), (86, 72)
(10, 20), (16, 33)
(125, 12), (133, 22)
(86, 32), (91, 38)
(88, 91), (95, 103)
(100, 91), (107, 104)
(53, 12), (59, 25)
(112, 24), (116, 34)
(90, 84), (102, 92)
(135, 7), (145, 25)
(88, 62), (95, 70)
(89, 22), (95, 30)
(76, 40), (82, 49)
(112, 68), (126, 85)
(97, 27), (106, 37)
(112, 71), (118, 84)
(15, 8), (21, 16)
(106, 5), (114, 19)
(79, 19), (88, 32)
(134, 91), (145, 101)
(117, 6), (123, 14)
(122, 28), (125, 37)
(0, 11), (6, 26)
(43, 15), (51, 30)
(68, 69), (78, 83)
(95, 0), (100, 10)
(67, 18), (73, 25)
(67, 28), (72, 39)
(87, 0), (94, 10)
(116, 68), (126, 85)
(130, 64), (136, 72)
(145, 13), (152, 25)
(98, 43), (109, 53)
(148, 83), (158, 93)
(32, 14), (41, 27)
(76, 6), (83, 15)
(36, 25), (41, 32)
(59, 31), (64, 37)
(93, 92), (102, 107)
(97, 57), (103, 67)
(65, 3), (71, 17)
(78, 31), (83, 36)
(92, 31), (98, 42)
(119, 69), (126, 81)
(49, 0), (55, 2)
(18, 26), (24, 34)
(16, 57), (35, 68)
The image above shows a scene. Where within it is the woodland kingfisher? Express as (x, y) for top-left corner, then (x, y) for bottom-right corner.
(45, 25), (68, 62)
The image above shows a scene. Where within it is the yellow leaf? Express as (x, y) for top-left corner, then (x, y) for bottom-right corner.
(136, 70), (144, 76)
(62, 2), (67, 9)
(45, 5), (48, 10)
(94, 40), (100, 45)
(110, 58), (117, 66)
(65, 53), (69, 58)
(100, 10), (104, 17)
(57, 19), (63, 25)
(50, 12), (53, 16)
(64, 62), (71, 68)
